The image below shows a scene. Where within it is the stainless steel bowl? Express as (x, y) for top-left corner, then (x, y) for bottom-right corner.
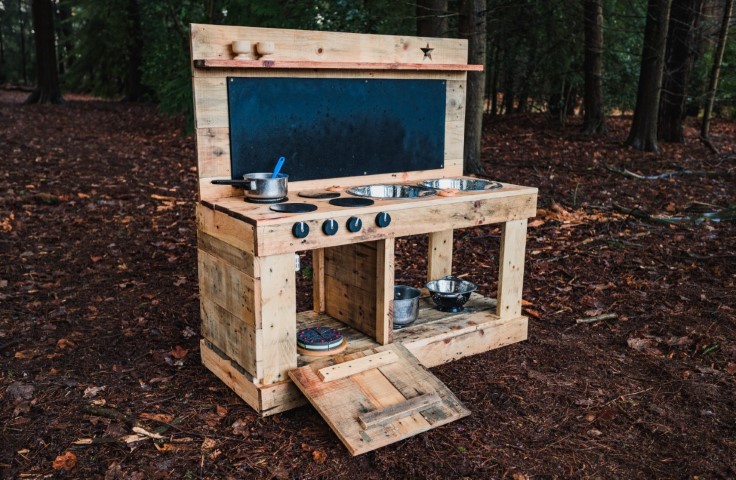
(347, 184), (437, 199)
(419, 178), (502, 191)
(425, 275), (478, 313)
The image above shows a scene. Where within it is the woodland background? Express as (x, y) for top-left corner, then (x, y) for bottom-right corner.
(1, 1), (735, 479)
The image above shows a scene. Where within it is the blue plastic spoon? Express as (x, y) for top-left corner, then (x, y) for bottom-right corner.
(272, 156), (286, 178)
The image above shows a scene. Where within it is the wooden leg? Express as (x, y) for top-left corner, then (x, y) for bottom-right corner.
(312, 249), (325, 313)
(497, 219), (527, 319)
(427, 229), (453, 281)
(257, 253), (297, 385)
(375, 239), (395, 345)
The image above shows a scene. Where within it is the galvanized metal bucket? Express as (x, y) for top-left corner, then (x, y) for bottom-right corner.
(393, 285), (420, 329)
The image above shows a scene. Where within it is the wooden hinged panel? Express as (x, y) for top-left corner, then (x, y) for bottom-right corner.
(288, 343), (469, 455)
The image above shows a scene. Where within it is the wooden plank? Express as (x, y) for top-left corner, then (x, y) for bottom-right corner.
(201, 339), (260, 412)
(257, 253), (297, 384)
(197, 249), (257, 328)
(198, 230), (257, 277)
(196, 203), (255, 255)
(191, 24), (469, 69)
(317, 350), (399, 382)
(194, 58), (482, 71)
(358, 393), (441, 429)
(258, 380), (306, 415)
(254, 190), (538, 256)
(427, 229), (453, 281)
(404, 315), (528, 368)
(289, 343), (469, 456)
(312, 249), (325, 313)
(200, 296), (261, 378)
(324, 274), (376, 336)
(196, 127), (231, 178)
(497, 219), (528, 319)
(375, 238), (394, 345)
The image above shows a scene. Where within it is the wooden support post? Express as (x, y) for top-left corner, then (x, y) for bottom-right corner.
(375, 238), (395, 345)
(497, 219), (527, 319)
(257, 253), (297, 384)
(312, 248), (325, 313)
(427, 229), (453, 281)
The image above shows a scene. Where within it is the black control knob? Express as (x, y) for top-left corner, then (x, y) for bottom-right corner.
(322, 219), (338, 236)
(292, 222), (309, 239)
(346, 216), (363, 233)
(375, 212), (391, 228)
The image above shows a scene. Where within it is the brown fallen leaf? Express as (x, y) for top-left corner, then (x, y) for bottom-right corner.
(312, 449), (328, 464)
(57, 338), (75, 349)
(170, 345), (188, 360)
(201, 437), (216, 451)
(52, 451), (77, 471)
(216, 404), (228, 418)
(139, 412), (174, 423)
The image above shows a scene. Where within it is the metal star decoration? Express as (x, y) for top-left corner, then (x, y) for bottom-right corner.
(420, 43), (434, 61)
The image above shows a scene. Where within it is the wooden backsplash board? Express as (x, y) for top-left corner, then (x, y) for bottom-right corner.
(190, 23), (471, 201)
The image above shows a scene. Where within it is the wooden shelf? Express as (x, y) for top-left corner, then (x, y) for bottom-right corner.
(296, 293), (527, 368)
(193, 58), (483, 72)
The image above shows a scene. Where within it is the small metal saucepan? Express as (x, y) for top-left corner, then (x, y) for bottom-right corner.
(211, 173), (288, 201)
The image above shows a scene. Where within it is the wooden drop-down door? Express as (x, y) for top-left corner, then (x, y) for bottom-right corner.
(288, 343), (470, 455)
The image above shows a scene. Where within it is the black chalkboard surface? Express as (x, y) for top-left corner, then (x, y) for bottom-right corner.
(226, 77), (446, 182)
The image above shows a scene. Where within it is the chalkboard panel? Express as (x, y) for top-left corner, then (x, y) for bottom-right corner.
(227, 77), (446, 182)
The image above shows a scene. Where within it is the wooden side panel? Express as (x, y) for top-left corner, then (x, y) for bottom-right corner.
(288, 343), (470, 456)
(198, 249), (257, 328)
(497, 219), (528, 319)
(257, 253), (297, 385)
(197, 127), (231, 178)
(324, 242), (382, 339)
(201, 339), (260, 411)
(200, 297), (261, 378)
(198, 230), (257, 277)
(200, 340), (306, 416)
(427, 229), (453, 281)
(191, 24), (469, 68)
(196, 203), (255, 255)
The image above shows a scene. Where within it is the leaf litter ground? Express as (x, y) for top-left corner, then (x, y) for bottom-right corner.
(1, 91), (735, 479)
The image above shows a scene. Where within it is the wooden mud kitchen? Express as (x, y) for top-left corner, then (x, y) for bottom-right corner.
(190, 24), (537, 455)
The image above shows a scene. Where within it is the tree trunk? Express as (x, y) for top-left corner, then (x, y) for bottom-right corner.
(19, 0), (27, 84)
(25, 0), (63, 104)
(625, 0), (671, 152)
(124, 0), (145, 101)
(459, 0), (487, 176)
(56, 1), (73, 75)
(416, 0), (448, 37)
(701, 0), (733, 140)
(582, 0), (607, 135)
(658, 0), (702, 142)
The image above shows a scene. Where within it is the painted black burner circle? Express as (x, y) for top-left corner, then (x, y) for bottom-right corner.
(329, 197), (375, 207)
(245, 196), (288, 204)
(269, 203), (318, 213)
(298, 191), (341, 199)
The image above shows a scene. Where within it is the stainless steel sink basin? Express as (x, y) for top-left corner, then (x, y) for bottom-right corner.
(347, 184), (437, 199)
(420, 178), (502, 191)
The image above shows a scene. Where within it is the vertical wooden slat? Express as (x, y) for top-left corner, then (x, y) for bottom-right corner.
(258, 253), (297, 384)
(496, 219), (528, 319)
(427, 229), (453, 281)
(312, 248), (325, 313)
(375, 238), (395, 345)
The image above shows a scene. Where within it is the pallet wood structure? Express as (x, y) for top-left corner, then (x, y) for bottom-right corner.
(191, 24), (537, 454)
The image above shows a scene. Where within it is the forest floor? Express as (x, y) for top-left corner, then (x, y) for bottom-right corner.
(1, 89), (735, 479)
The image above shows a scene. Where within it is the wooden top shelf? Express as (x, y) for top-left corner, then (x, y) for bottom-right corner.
(193, 58), (483, 72)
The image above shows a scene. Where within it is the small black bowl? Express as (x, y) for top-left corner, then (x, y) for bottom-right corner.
(425, 276), (478, 313)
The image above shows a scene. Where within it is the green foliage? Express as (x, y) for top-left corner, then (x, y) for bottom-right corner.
(1, 0), (734, 123)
